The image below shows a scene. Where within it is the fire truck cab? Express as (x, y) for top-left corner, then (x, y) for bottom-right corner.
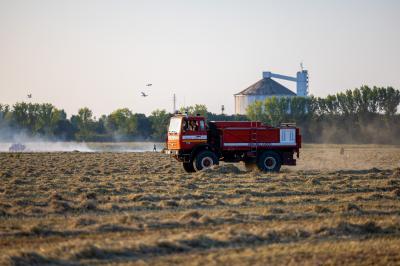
(165, 114), (301, 173)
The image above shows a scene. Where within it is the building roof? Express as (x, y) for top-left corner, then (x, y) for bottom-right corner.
(235, 78), (296, 96)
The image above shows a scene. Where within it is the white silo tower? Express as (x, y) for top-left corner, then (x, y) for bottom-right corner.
(296, 70), (309, 97)
(234, 72), (297, 115)
(234, 68), (310, 115)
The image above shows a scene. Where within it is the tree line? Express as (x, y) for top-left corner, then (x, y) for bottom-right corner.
(0, 103), (245, 142)
(1, 85), (399, 143)
(246, 86), (400, 143)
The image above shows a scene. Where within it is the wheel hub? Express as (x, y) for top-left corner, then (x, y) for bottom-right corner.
(201, 157), (213, 168)
(264, 157), (276, 169)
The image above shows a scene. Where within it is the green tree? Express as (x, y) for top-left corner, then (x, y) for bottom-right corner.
(51, 109), (75, 139)
(246, 100), (265, 122)
(149, 109), (171, 141)
(36, 103), (55, 135)
(290, 96), (310, 121)
(134, 113), (151, 139)
(378, 87), (400, 116)
(95, 115), (107, 135)
(179, 104), (208, 117)
(106, 108), (137, 137)
(0, 104), (10, 124)
(76, 107), (94, 140)
(264, 97), (289, 126)
(12, 102), (29, 130)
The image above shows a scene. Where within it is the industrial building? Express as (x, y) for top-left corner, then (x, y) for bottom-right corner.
(234, 69), (309, 115)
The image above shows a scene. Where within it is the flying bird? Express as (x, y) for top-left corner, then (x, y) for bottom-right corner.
(141, 92), (148, 97)
(146, 83), (152, 87)
(27, 94), (32, 99)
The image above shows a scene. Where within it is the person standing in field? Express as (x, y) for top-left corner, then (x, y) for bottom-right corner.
(153, 144), (157, 152)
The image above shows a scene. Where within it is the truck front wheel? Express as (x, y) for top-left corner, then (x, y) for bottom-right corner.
(194, 151), (218, 171)
(182, 162), (196, 173)
(257, 151), (281, 172)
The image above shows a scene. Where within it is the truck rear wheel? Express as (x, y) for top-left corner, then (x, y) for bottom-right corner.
(194, 150), (218, 171)
(257, 151), (281, 172)
(183, 162), (196, 173)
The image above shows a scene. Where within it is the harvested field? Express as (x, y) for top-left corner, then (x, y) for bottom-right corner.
(1, 144), (400, 265)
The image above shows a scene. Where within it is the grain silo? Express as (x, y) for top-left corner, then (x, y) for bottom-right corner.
(234, 70), (309, 115)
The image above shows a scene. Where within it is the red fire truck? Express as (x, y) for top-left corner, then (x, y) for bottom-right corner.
(165, 114), (301, 173)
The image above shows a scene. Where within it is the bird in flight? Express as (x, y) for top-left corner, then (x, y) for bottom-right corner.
(141, 92), (148, 97)
(27, 94), (32, 99)
(146, 83), (152, 87)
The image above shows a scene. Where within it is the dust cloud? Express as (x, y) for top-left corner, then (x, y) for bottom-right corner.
(291, 144), (400, 171)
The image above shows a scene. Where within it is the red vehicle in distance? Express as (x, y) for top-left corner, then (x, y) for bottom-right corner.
(165, 114), (301, 173)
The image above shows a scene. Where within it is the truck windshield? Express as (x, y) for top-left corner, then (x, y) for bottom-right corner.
(168, 117), (182, 133)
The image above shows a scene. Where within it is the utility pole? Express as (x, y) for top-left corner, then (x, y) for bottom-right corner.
(173, 93), (176, 113)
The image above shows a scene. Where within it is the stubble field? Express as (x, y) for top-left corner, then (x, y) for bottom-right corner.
(1, 144), (400, 265)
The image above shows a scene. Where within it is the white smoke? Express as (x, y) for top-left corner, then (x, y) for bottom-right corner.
(1, 140), (165, 153)
(0, 127), (164, 153)
(0, 141), (92, 152)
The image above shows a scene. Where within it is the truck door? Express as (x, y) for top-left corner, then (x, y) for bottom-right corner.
(181, 118), (207, 149)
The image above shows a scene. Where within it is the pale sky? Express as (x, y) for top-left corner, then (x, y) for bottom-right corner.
(0, 0), (399, 117)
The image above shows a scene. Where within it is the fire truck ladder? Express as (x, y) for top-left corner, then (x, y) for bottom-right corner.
(250, 121), (257, 154)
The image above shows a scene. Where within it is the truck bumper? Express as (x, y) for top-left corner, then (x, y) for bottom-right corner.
(164, 149), (191, 163)
(164, 149), (179, 155)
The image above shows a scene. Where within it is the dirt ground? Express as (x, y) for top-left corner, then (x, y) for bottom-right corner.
(1, 144), (400, 265)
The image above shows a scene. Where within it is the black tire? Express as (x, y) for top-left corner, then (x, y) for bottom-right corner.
(183, 162), (196, 173)
(194, 150), (218, 171)
(257, 151), (281, 172)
